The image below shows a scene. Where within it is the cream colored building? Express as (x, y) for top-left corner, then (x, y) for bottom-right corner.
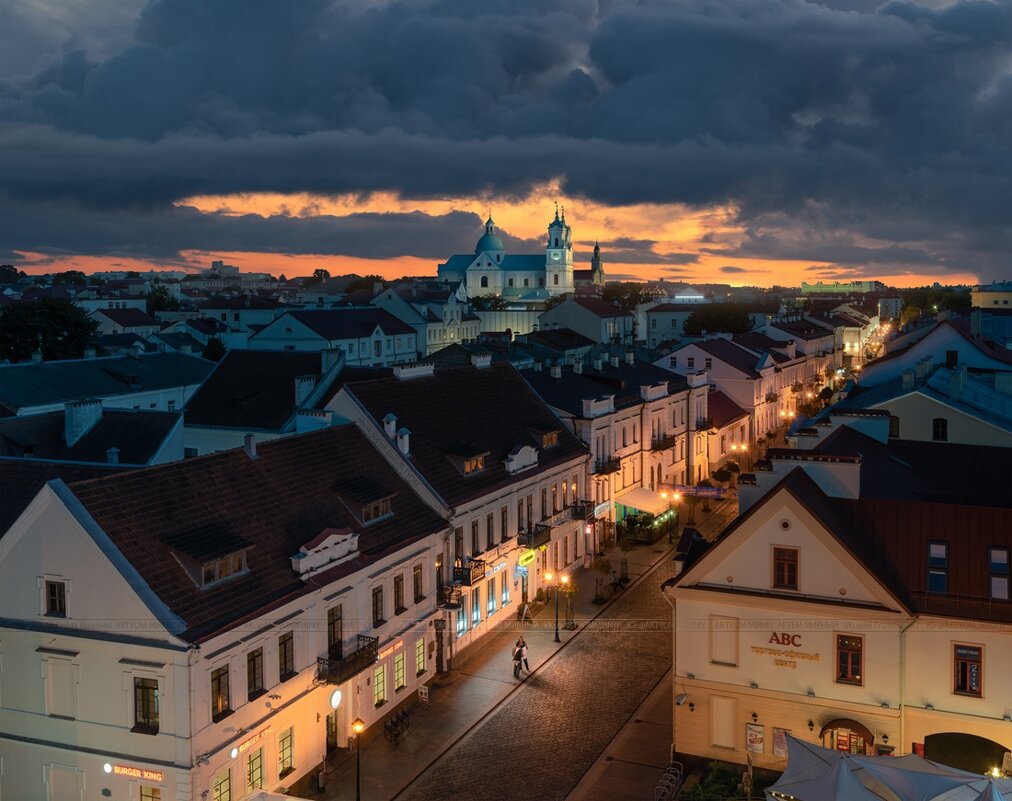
(666, 418), (1012, 773)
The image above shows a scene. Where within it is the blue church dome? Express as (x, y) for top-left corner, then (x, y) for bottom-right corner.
(475, 217), (505, 254)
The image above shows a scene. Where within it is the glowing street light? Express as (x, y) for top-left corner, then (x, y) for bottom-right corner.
(352, 717), (366, 801)
(544, 572), (569, 642)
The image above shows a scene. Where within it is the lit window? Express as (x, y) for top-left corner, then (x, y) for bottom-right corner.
(278, 727), (294, 776)
(394, 652), (406, 690)
(835, 635), (863, 685)
(463, 455), (485, 474)
(373, 665), (386, 706)
(415, 637), (426, 676)
(211, 666), (230, 721)
(362, 497), (392, 523)
(200, 552), (248, 588)
(487, 577), (497, 616)
(953, 644), (982, 697)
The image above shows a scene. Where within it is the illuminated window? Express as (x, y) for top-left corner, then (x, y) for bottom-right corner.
(463, 455), (485, 474)
(456, 594), (468, 634)
(200, 552), (248, 588)
(373, 665), (386, 706)
(487, 578), (497, 616)
(471, 589), (481, 626)
(212, 770), (231, 801)
(501, 572), (510, 606)
(211, 666), (230, 721)
(246, 749), (263, 790)
(953, 644), (982, 697)
(415, 637), (426, 676)
(362, 498), (392, 523)
(836, 635), (863, 685)
(141, 787), (162, 801)
(394, 652), (406, 690)
(278, 727), (294, 776)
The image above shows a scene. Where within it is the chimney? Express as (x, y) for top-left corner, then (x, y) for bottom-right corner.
(901, 369), (915, 391)
(106, 447), (120, 465)
(533, 361), (543, 373)
(64, 399), (103, 447)
(609, 354), (620, 368)
(244, 433), (258, 459)
(625, 350), (635, 365)
(396, 427), (410, 456)
(550, 363), (562, 379)
(383, 413), (397, 438)
(322, 347), (343, 373)
(294, 374), (316, 406)
(948, 366), (966, 400)
(573, 359), (583, 375)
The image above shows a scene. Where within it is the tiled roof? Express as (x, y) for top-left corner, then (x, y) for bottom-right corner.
(199, 295), (282, 310)
(647, 303), (705, 313)
(93, 308), (161, 327)
(281, 309), (416, 339)
(692, 338), (762, 378)
(524, 328), (595, 351)
(66, 426), (447, 641)
(707, 390), (750, 429)
(771, 321), (832, 340)
(573, 297), (630, 318)
(524, 361), (688, 416)
(183, 350), (325, 429)
(344, 363), (588, 506)
(0, 460), (129, 536)
(0, 353), (214, 413)
(0, 409), (179, 465)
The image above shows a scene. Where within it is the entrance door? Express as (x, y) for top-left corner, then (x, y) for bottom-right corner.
(521, 572), (529, 604)
(326, 710), (339, 753)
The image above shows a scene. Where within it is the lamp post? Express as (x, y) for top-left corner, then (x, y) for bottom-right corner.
(544, 572), (569, 643)
(660, 491), (680, 543)
(352, 717), (365, 801)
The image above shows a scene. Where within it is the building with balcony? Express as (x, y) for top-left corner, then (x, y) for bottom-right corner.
(0, 426), (448, 801)
(665, 415), (1012, 772)
(328, 360), (589, 662)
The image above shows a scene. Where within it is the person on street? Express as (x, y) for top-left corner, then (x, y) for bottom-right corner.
(516, 636), (530, 672)
(512, 644), (523, 679)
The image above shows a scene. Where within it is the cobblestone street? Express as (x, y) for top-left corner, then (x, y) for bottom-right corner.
(397, 553), (677, 801)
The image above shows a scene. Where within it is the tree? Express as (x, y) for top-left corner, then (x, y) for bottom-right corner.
(602, 282), (645, 312)
(0, 298), (98, 362)
(471, 294), (508, 310)
(543, 294), (566, 311)
(726, 460), (741, 486)
(307, 268), (331, 285)
(712, 468), (732, 487)
(146, 285), (180, 315)
(51, 270), (87, 287)
(819, 386), (834, 402)
(201, 336), (226, 361)
(0, 264), (25, 284)
(900, 305), (922, 327)
(683, 303), (753, 336)
(346, 274), (384, 293)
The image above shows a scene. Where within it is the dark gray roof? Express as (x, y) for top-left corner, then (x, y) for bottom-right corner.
(0, 353), (214, 413)
(93, 308), (160, 327)
(523, 361), (689, 416)
(281, 309), (416, 339)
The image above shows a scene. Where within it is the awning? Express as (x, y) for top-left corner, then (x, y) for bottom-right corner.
(615, 486), (670, 516)
(819, 718), (875, 746)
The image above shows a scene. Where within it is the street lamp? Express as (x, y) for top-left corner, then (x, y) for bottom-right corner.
(660, 491), (680, 544)
(544, 572), (569, 643)
(352, 717), (365, 801)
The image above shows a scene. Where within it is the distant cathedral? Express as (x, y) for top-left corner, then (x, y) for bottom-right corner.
(437, 208), (605, 302)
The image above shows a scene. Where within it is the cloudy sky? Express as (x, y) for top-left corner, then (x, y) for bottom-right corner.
(1, 0), (1009, 287)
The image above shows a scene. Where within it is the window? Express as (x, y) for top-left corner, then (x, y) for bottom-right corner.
(456, 594), (468, 634)
(836, 635), (863, 685)
(278, 727), (294, 777)
(413, 565), (424, 602)
(211, 666), (231, 721)
(928, 541), (948, 593)
(373, 664), (386, 706)
(501, 506), (509, 540)
(212, 770), (231, 801)
(773, 547), (799, 590)
(133, 677), (159, 733)
(167, 400), (176, 411)
(200, 551), (247, 588)
(247, 648), (265, 700)
(362, 497), (392, 523)
(278, 632), (295, 680)
(990, 547), (1009, 600)
(415, 636), (426, 675)
(487, 578), (497, 616)
(524, 278), (529, 287)
(932, 417), (948, 442)
(501, 572), (510, 606)
(454, 527), (464, 562)
(953, 644), (982, 697)
(705, 358), (712, 370)
(141, 787), (162, 801)
(394, 574), (406, 614)
(562, 481), (569, 507)
(184, 447), (198, 458)
(372, 587), (385, 627)
(480, 276), (488, 288)
(541, 488), (548, 519)
(687, 357), (695, 369)
(670, 356), (677, 369)
(45, 580), (67, 617)
(471, 588), (481, 626)
(246, 749), (263, 791)
(553, 274), (559, 285)
(889, 415), (900, 438)
(471, 521), (480, 555)
(394, 651), (406, 690)
(327, 606), (343, 659)
(486, 513), (495, 550)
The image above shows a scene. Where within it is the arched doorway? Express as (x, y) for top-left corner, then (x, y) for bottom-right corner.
(820, 719), (875, 755)
(924, 733), (1011, 775)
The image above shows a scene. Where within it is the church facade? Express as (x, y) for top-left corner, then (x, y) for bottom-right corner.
(438, 210), (603, 302)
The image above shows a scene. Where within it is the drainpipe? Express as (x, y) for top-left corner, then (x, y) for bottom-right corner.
(661, 586), (677, 762)
(899, 616), (916, 754)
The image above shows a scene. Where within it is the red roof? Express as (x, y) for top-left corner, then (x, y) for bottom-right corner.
(707, 390), (750, 429)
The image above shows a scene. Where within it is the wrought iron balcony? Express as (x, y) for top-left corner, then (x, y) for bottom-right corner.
(695, 417), (713, 431)
(452, 558), (486, 586)
(571, 499), (595, 520)
(316, 634), (378, 685)
(437, 584), (462, 609)
(765, 392), (779, 403)
(593, 457), (621, 475)
(651, 433), (678, 451)
(518, 523), (552, 550)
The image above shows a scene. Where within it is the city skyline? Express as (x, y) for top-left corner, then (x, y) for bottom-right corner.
(3, 0), (1010, 288)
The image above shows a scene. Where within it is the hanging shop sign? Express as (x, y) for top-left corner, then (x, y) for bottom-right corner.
(517, 550), (537, 567)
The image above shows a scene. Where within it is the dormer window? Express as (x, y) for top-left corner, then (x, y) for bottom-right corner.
(542, 431), (558, 448)
(463, 455), (486, 474)
(444, 443), (491, 476)
(363, 497), (392, 522)
(201, 552), (249, 588)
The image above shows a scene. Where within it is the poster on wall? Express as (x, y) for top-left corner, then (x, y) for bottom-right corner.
(773, 728), (790, 758)
(836, 730), (851, 752)
(746, 723), (765, 754)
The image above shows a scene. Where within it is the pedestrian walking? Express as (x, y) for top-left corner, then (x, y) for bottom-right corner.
(515, 636), (530, 672)
(519, 601), (531, 623)
(512, 644), (523, 679)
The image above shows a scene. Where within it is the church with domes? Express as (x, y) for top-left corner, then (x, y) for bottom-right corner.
(437, 209), (604, 303)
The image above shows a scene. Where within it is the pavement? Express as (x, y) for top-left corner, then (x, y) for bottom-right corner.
(290, 498), (738, 801)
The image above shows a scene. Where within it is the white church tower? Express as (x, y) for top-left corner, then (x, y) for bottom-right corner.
(546, 206), (575, 294)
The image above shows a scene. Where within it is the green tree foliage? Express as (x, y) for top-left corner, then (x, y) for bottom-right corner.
(0, 264), (26, 284)
(542, 294), (566, 310)
(712, 467), (732, 486)
(683, 303), (753, 335)
(146, 285), (180, 315)
(901, 287), (970, 314)
(201, 336), (226, 361)
(52, 270), (88, 286)
(346, 274), (384, 293)
(602, 282), (645, 312)
(0, 298), (98, 362)
(470, 294), (508, 310)
(307, 268), (331, 285)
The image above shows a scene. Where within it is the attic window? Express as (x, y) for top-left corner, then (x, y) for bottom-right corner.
(463, 455), (486, 475)
(201, 552), (249, 588)
(542, 431), (559, 448)
(362, 498), (393, 523)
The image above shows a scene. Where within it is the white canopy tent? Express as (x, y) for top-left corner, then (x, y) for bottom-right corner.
(767, 736), (1012, 801)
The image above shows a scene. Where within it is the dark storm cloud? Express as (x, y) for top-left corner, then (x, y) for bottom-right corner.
(1, 0), (1010, 277)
